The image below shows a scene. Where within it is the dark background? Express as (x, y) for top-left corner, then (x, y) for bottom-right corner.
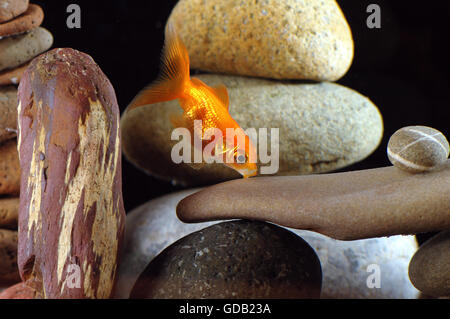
(32, 0), (449, 242)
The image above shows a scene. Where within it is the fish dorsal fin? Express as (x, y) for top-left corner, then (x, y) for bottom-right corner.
(211, 84), (230, 110)
(191, 78), (230, 110)
(126, 23), (190, 112)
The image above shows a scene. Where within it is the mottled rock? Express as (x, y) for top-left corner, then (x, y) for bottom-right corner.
(115, 189), (420, 299)
(388, 126), (449, 173)
(130, 220), (322, 299)
(0, 282), (36, 299)
(0, 0), (28, 23)
(0, 86), (17, 143)
(167, 0), (353, 81)
(0, 197), (19, 228)
(0, 139), (20, 195)
(0, 229), (20, 285)
(0, 27), (53, 72)
(114, 189), (215, 298)
(0, 62), (28, 86)
(299, 231), (419, 299)
(122, 75), (383, 186)
(177, 160), (450, 240)
(409, 231), (450, 297)
(0, 4), (44, 38)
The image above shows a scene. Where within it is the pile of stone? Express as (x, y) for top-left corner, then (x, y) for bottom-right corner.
(0, 0), (53, 289)
(120, 0), (383, 186)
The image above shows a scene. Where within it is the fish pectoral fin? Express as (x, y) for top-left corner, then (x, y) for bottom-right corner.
(212, 84), (230, 110)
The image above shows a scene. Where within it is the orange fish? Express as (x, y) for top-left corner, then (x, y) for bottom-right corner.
(127, 24), (258, 178)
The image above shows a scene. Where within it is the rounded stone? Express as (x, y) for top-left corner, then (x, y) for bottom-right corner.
(0, 86), (17, 143)
(122, 74), (383, 186)
(387, 126), (449, 173)
(0, 62), (28, 86)
(167, 0), (353, 81)
(130, 220), (322, 299)
(0, 27), (53, 72)
(0, 4), (44, 38)
(0, 197), (19, 229)
(0, 139), (20, 195)
(115, 189), (420, 299)
(409, 230), (450, 297)
(0, 282), (35, 299)
(0, 0), (28, 23)
(0, 229), (20, 286)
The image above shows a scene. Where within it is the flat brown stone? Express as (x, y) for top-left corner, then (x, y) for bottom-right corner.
(0, 197), (19, 228)
(0, 0), (28, 23)
(177, 160), (450, 240)
(0, 86), (17, 143)
(0, 282), (36, 299)
(0, 62), (28, 86)
(0, 139), (20, 195)
(0, 4), (43, 38)
(0, 229), (20, 285)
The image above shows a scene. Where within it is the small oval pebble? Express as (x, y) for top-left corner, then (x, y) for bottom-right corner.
(387, 126), (449, 173)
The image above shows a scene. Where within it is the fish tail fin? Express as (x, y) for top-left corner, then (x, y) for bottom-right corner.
(126, 23), (190, 112)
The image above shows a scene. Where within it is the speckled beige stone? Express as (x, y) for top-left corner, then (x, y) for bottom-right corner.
(122, 74), (383, 186)
(388, 126), (449, 173)
(177, 160), (450, 240)
(0, 197), (19, 229)
(409, 231), (450, 297)
(0, 86), (17, 143)
(0, 27), (53, 72)
(167, 0), (354, 81)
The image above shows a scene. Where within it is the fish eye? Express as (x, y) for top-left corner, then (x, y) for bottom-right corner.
(234, 152), (247, 164)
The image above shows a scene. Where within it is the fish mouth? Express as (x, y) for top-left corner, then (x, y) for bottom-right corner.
(240, 167), (258, 178)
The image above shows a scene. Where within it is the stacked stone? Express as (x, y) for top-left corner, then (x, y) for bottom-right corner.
(121, 0), (384, 186)
(0, 0), (53, 289)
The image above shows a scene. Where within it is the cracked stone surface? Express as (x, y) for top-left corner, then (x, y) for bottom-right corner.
(121, 74), (383, 186)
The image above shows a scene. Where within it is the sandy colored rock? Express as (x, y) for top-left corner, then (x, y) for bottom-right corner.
(0, 0), (28, 23)
(177, 160), (450, 240)
(409, 230), (450, 297)
(388, 126), (449, 173)
(0, 229), (20, 285)
(0, 86), (17, 143)
(167, 0), (353, 81)
(122, 75), (383, 186)
(0, 62), (28, 86)
(0, 197), (19, 228)
(130, 220), (322, 299)
(0, 27), (53, 72)
(0, 4), (44, 38)
(115, 189), (419, 299)
(0, 139), (20, 195)
(0, 282), (36, 299)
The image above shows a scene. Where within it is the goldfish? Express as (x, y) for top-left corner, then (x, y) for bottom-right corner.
(127, 24), (258, 178)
